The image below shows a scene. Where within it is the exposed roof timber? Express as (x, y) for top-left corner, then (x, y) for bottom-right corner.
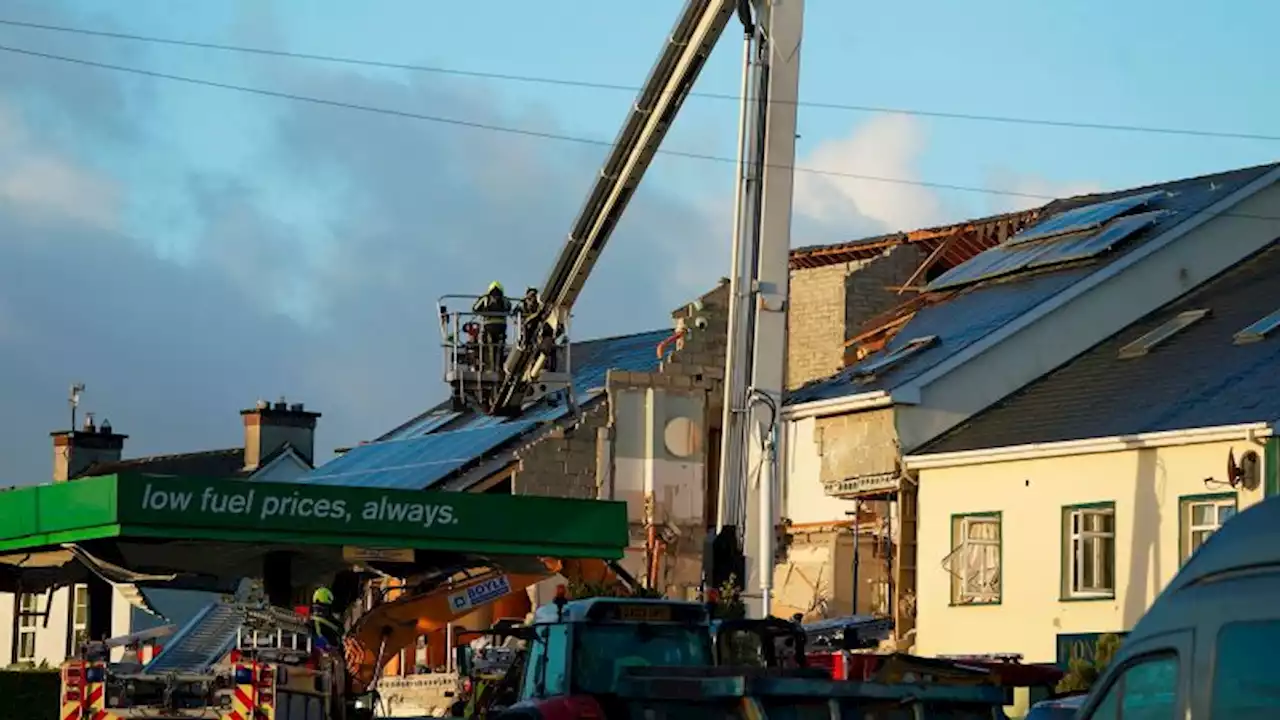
(789, 209), (1042, 271)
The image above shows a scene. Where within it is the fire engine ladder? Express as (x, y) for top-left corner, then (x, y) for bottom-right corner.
(487, 0), (745, 416)
(235, 606), (313, 664)
(144, 601), (245, 674)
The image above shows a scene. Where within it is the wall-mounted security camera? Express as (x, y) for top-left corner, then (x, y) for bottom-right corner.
(694, 316), (709, 330)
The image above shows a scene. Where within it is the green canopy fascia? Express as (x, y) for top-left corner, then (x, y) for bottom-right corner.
(0, 473), (628, 560)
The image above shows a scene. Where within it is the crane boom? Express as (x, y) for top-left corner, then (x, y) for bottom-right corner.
(443, 0), (804, 615)
(489, 0), (741, 415)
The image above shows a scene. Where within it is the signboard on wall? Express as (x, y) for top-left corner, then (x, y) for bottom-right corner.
(1055, 631), (1130, 669)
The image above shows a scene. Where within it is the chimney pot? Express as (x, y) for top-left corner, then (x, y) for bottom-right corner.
(241, 399), (321, 471)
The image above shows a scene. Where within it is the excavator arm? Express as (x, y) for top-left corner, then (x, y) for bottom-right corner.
(344, 558), (627, 692)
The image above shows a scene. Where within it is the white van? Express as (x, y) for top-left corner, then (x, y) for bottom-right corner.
(1072, 493), (1280, 718)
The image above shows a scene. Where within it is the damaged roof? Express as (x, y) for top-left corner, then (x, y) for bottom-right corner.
(290, 329), (670, 490)
(787, 162), (1280, 406)
(789, 210), (1040, 271)
(920, 240), (1280, 454)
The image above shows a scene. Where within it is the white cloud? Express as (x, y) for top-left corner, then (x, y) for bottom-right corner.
(982, 167), (1105, 215)
(793, 114), (946, 236)
(0, 102), (121, 233)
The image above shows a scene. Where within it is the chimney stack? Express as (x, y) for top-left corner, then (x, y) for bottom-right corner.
(241, 397), (321, 470)
(52, 416), (128, 482)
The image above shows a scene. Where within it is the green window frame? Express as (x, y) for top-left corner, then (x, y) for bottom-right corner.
(944, 512), (1002, 606)
(1178, 493), (1238, 563)
(1061, 502), (1116, 601)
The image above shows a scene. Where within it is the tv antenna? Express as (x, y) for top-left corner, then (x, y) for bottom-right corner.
(69, 382), (85, 432)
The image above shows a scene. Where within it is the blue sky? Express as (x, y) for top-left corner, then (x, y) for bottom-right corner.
(0, 0), (1276, 481)
(42, 0), (1278, 215)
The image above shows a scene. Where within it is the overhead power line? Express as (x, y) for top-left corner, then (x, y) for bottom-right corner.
(0, 42), (1053, 201)
(1, 16), (1277, 143)
(2, 41), (1278, 224)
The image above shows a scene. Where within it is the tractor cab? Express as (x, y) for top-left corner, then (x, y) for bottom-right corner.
(711, 616), (809, 670)
(515, 594), (714, 706)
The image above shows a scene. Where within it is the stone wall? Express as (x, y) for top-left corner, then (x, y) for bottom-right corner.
(509, 400), (610, 499)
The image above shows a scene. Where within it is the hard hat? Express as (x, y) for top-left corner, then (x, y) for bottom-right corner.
(313, 587), (335, 605)
(488, 281), (504, 292)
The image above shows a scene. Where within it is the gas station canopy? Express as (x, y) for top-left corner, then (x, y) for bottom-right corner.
(0, 473), (628, 594)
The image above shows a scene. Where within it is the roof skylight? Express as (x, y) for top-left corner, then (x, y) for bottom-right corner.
(852, 335), (939, 380)
(1117, 309), (1209, 359)
(1233, 308), (1280, 345)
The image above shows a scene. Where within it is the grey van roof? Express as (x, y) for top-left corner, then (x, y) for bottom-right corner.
(1168, 493), (1280, 593)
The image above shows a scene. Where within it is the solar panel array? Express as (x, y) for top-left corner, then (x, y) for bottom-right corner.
(1005, 190), (1165, 246)
(302, 421), (540, 490)
(380, 410), (463, 441)
(291, 329), (671, 490)
(927, 208), (1163, 293)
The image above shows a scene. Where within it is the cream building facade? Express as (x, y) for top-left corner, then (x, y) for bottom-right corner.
(900, 233), (1280, 664)
(906, 425), (1274, 664)
(779, 162), (1280, 640)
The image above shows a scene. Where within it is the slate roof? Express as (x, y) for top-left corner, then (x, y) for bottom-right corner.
(79, 448), (248, 479)
(921, 240), (1280, 454)
(78, 444), (300, 480)
(291, 329), (671, 490)
(787, 162), (1279, 406)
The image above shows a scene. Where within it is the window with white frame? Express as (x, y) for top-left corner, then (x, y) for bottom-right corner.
(70, 584), (90, 650)
(1064, 504), (1116, 599)
(1181, 495), (1237, 562)
(17, 593), (40, 663)
(942, 513), (1001, 604)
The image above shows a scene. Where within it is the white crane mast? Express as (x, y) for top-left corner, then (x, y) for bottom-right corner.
(718, 0), (802, 618)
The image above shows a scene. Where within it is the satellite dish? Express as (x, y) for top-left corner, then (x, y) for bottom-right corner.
(1230, 449), (1262, 491)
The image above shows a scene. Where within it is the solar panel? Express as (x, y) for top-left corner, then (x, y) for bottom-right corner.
(1025, 211), (1163, 270)
(301, 421), (540, 490)
(1006, 190), (1165, 246)
(926, 241), (1062, 292)
(926, 206), (1165, 293)
(1233, 308), (1280, 345)
(381, 411), (462, 441)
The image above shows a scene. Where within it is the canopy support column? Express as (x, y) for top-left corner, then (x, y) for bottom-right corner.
(263, 551), (295, 607)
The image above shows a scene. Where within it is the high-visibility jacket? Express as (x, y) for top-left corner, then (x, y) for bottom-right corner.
(474, 294), (511, 327)
(311, 611), (343, 647)
(464, 678), (490, 719)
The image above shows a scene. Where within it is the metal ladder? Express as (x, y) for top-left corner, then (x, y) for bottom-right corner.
(143, 601), (245, 674)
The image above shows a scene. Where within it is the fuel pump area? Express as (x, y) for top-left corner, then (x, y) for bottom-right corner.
(0, 472), (629, 719)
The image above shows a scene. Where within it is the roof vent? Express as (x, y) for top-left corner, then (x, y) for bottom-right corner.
(1233, 307), (1280, 345)
(1118, 309), (1209, 359)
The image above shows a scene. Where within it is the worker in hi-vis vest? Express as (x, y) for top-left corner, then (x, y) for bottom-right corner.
(473, 281), (512, 369)
(310, 587), (343, 650)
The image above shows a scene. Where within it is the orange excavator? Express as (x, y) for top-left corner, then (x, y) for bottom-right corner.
(342, 557), (630, 694)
